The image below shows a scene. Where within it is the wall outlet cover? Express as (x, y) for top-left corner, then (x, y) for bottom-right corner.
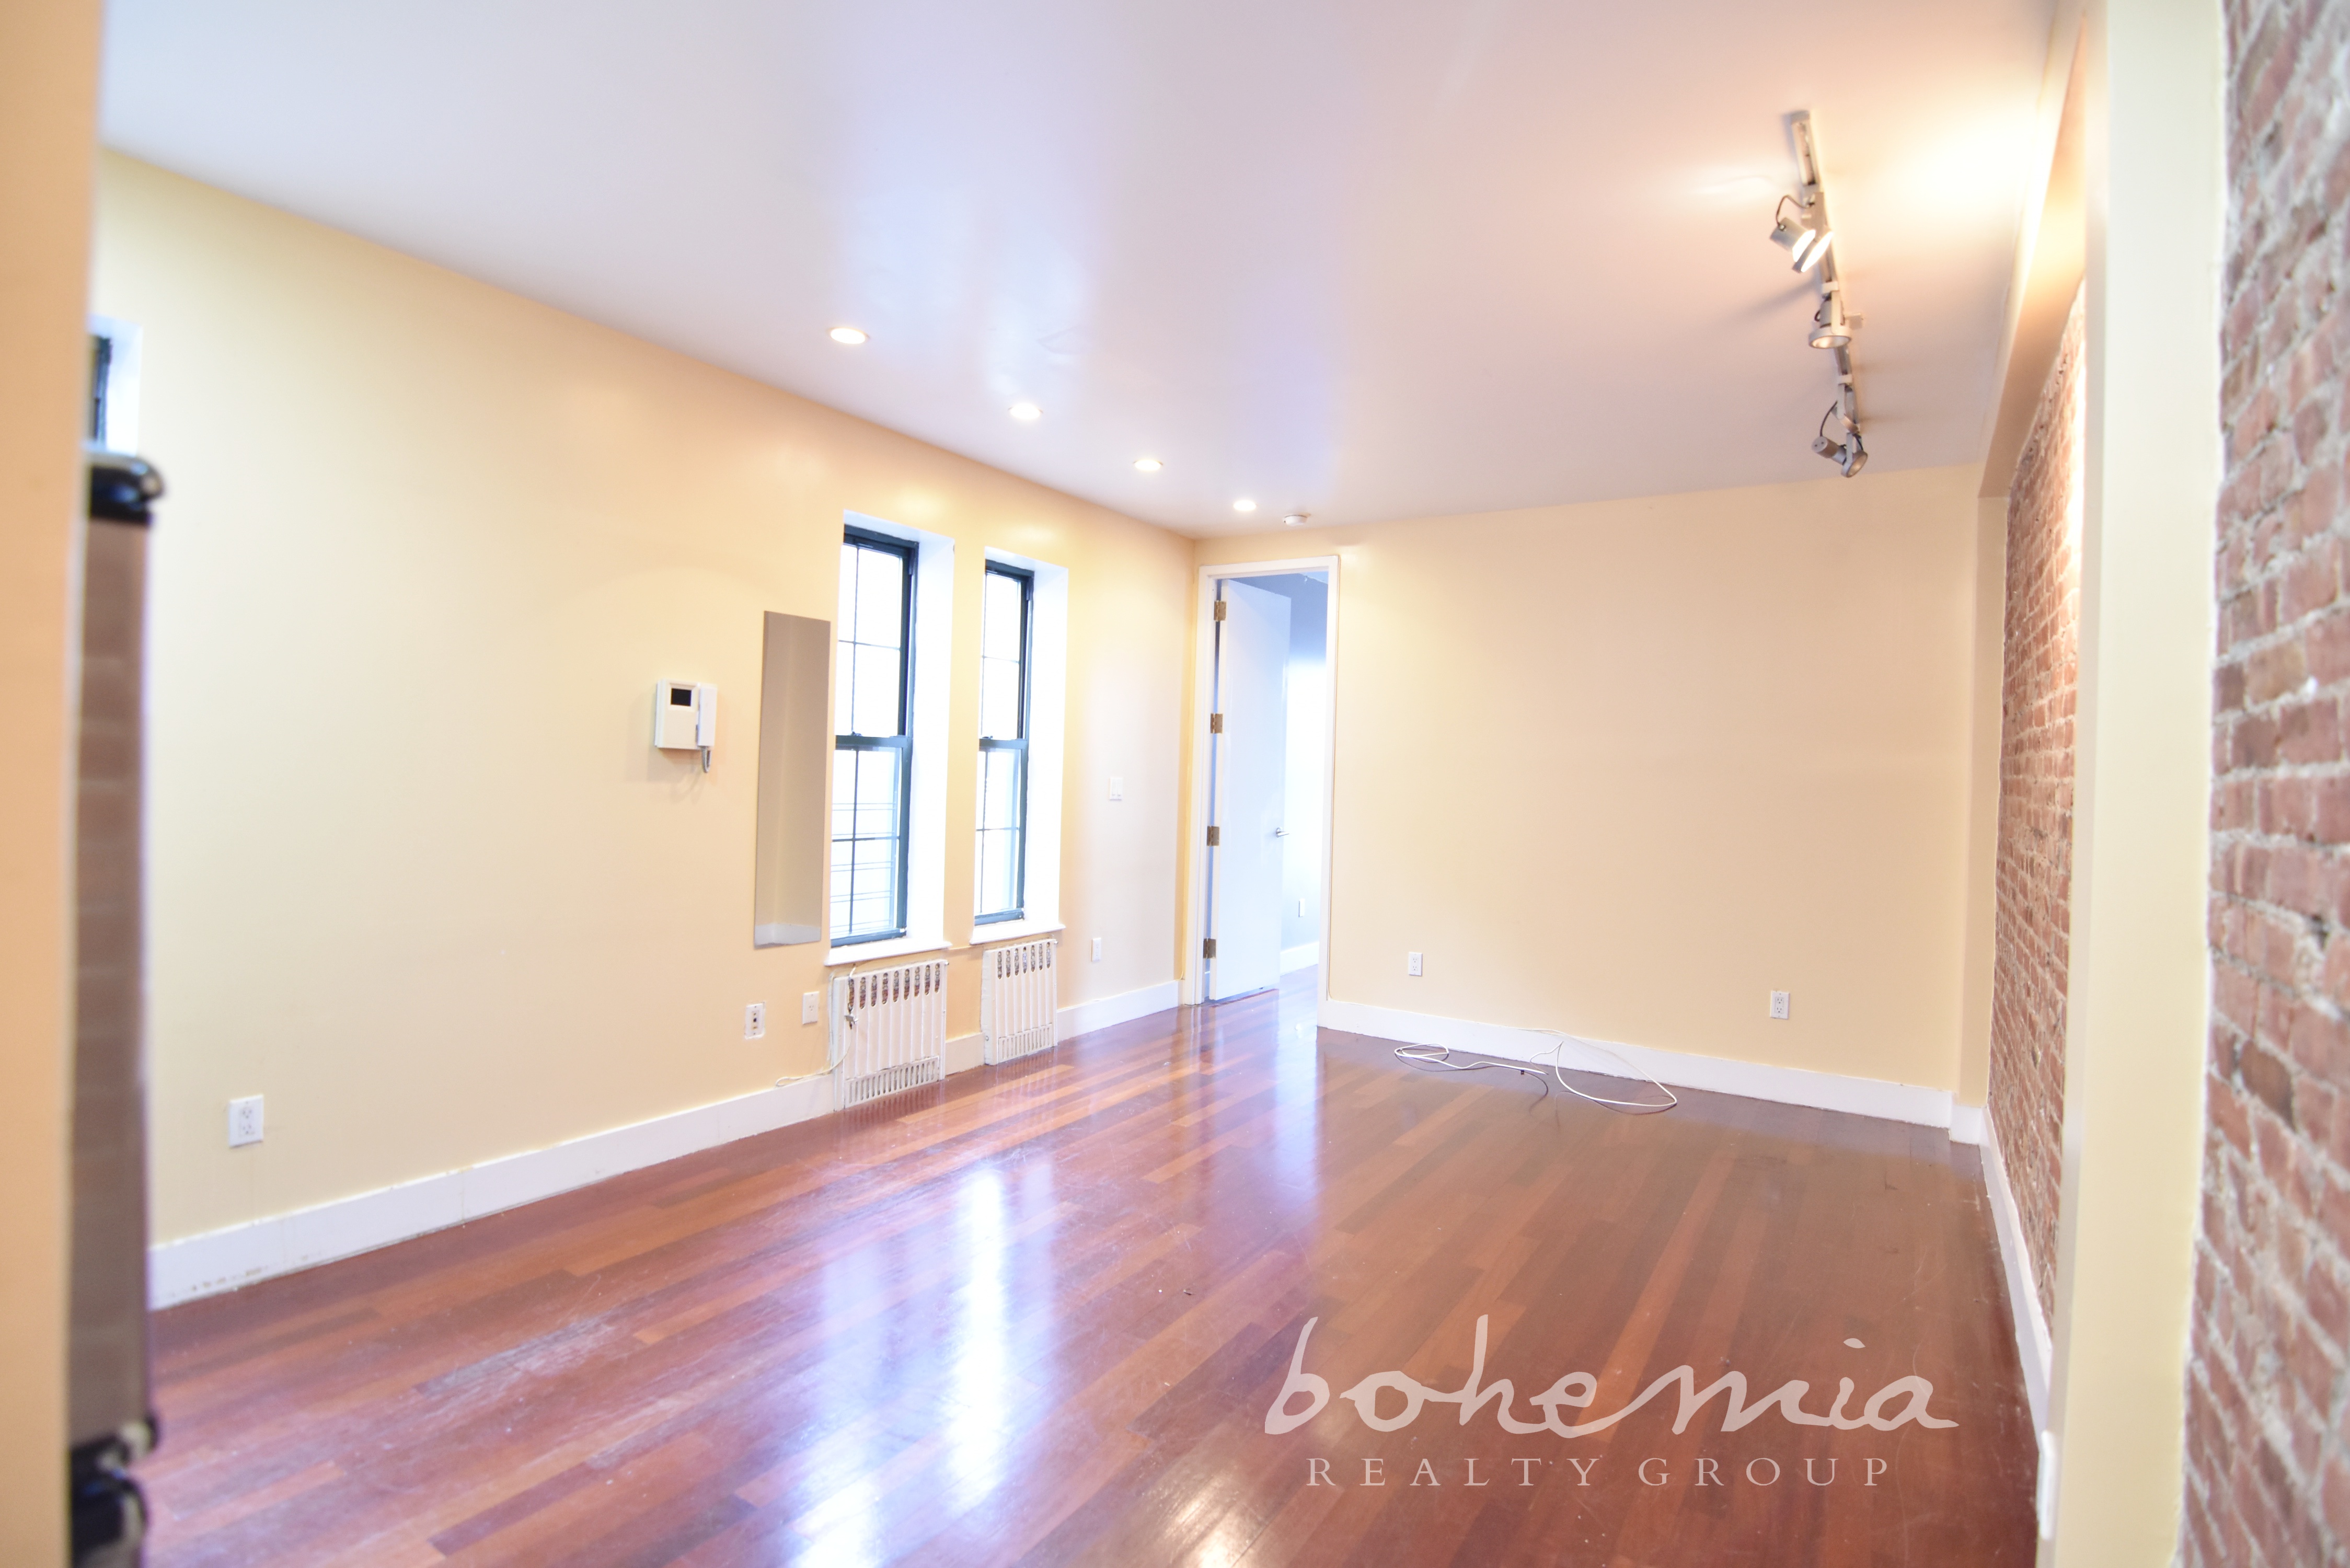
(801, 991), (821, 1024)
(1108, 775), (1124, 801)
(1407, 951), (1424, 977)
(228, 1095), (263, 1147)
(745, 1002), (767, 1039)
(1091, 937), (1103, 961)
(1769, 991), (1792, 1020)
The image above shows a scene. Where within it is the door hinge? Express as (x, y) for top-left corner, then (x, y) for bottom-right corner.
(1206, 825), (1220, 846)
(1202, 937), (1217, 959)
(1209, 712), (1223, 732)
(1213, 600), (1228, 621)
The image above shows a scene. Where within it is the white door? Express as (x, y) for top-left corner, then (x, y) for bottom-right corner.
(1208, 579), (1289, 999)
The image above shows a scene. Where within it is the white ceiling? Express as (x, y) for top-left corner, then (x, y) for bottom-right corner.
(99, 0), (2055, 537)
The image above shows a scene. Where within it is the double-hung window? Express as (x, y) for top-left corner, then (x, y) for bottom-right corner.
(833, 529), (916, 944)
(974, 562), (1033, 924)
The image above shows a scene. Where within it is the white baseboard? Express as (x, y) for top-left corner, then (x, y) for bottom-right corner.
(944, 1030), (985, 1076)
(1059, 978), (1179, 1037)
(1979, 1112), (2054, 1433)
(1280, 942), (1320, 974)
(152, 977), (1184, 1309)
(1316, 998), (1960, 1129)
(1950, 1101), (1987, 1145)
(149, 1071), (836, 1308)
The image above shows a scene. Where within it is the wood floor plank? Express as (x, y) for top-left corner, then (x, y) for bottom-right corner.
(142, 969), (2036, 1566)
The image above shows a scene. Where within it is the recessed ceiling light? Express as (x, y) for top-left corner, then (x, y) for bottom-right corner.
(1232, 499), (1257, 513)
(1134, 457), (1164, 472)
(1009, 402), (1042, 421)
(828, 326), (868, 345)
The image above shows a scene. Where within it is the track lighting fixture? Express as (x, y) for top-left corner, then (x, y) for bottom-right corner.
(1769, 111), (1867, 478)
(1814, 402), (1868, 477)
(1809, 290), (1853, 350)
(1770, 197), (1833, 273)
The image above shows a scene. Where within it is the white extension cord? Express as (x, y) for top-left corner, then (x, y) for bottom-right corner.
(1393, 1030), (1678, 1114)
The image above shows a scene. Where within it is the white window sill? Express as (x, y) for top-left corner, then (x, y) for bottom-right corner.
(825, 936), (950, 967)
(968, 918), (1066, 946)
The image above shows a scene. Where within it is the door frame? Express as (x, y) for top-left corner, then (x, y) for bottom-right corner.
(1183, 556), (1341, 1011)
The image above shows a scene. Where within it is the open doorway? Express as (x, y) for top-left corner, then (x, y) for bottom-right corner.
(1189, 561), (1334, 1007)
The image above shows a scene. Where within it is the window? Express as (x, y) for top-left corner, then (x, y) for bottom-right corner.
(975, 563), (1033, 923)
(833, 529), (916, 944)
(85, 317), (140, 453)
(88, 334), (112, 445)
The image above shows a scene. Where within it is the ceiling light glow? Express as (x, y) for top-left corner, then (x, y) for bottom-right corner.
(828, 326), (868, 345)
(1009, 402), (1042, 421)
(1232, 499), (1257, 513)
(1134, 457), (1164, 472)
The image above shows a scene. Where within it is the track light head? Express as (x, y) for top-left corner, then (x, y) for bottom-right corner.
(1814, 402), (1867, 478)
(1770, 196), (1830, 272)
(1809, 293), (1853, 350)
(1812, 432), (1868, 478)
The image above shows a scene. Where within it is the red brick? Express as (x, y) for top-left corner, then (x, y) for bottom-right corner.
(1989, 294), (2084, 1332)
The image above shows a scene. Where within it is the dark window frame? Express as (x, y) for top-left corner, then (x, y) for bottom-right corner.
(832, 527), (917, 946)
(88, 332), (113, 446)
(974, 561), (1034, 925)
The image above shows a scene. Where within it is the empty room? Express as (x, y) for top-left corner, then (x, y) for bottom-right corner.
(4, 0), (2343, 1564)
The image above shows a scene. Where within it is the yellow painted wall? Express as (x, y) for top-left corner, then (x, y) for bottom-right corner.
(2044, 0), (2221, 1555)
(1197, 464), (1987, 1093)
(0, 0), (102, 1556)
(93, 155), (1190, 1246)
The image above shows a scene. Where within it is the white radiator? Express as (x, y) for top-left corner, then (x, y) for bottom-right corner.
(981, 937), (1059, 1065)
(828, 957), (949, 1109)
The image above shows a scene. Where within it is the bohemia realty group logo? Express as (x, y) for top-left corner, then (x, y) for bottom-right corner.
(1266, 1316), (1953, 1489)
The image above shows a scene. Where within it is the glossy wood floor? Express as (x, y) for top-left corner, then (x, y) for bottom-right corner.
(145, 970), (2036, 1566)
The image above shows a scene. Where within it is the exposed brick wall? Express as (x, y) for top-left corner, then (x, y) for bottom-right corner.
(2186, 0), (2350, 1559)
(1990, 293), (2084, 1333)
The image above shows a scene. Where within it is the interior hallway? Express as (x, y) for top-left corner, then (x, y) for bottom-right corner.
(142, 969), (2034, 1566)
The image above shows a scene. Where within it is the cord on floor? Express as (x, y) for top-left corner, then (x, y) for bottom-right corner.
(1393, 1031), (1677, 1114)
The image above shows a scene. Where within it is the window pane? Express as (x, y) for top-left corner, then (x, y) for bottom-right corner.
(838, 544), (860, 642)
(982, 570), (1024, 660)
(978, 746), (1020, 830)
(834, 641), (856, 736)
(857, 747), (900, 809)
(850, 645), (902, 737)
(831, 744), (904, 940)
(977, 826), (1020, 917)
(980, 658), (1021, 740)
(854, 547), (905, 651)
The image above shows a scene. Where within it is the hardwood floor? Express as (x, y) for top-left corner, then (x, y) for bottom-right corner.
(143, 970), (2037, 1565)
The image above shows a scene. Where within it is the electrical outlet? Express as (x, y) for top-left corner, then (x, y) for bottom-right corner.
(801, 991), (820, 1025)
(745, 1002), (767, 1039)
(227, 1095), (263, 1147)
(1407, 951), (1423, 977)
(1108, 775), (1124, 801)
(1299, 899), (1308, 917)
(1091, 936), (1103, 961)
(1769, 991), (1791, 1020)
